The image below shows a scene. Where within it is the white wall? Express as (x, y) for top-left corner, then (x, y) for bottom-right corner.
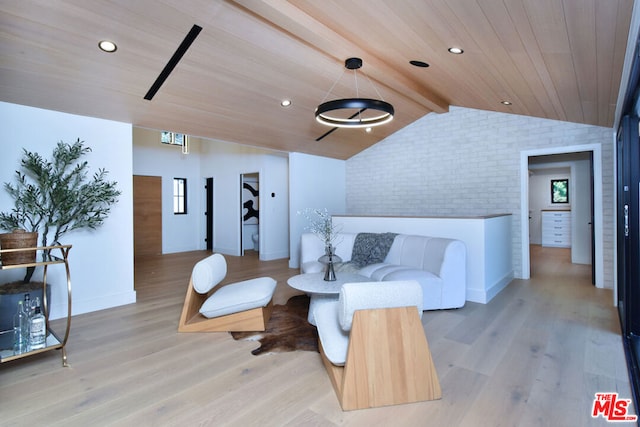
(289, 152), (346, 269)
(133, 129), (289, 260)
(572, 159), (593, 264)
(199, 139), (290, 261)
(133, 127), (203, 253)
(0, 102), (135, 319)
(259, 154), (290, 260)
(346, 106), (614, 288)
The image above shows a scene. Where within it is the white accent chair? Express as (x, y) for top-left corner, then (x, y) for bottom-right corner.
(178, 253), (276, 332)
(314, 280), (441, 411)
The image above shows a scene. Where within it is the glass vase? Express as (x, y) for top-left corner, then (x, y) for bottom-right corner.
(318, 245), (341, 281)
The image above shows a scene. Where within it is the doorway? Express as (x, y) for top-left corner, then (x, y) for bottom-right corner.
(527, 152), (594, 282)
(241, 172), (259, 255)
(133, 175), (162, 258)
(519, 144), (603, 287)
(205, 177), (213, 251)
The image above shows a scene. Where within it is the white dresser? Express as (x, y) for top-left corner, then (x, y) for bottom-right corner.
(541, 211), (571, 247)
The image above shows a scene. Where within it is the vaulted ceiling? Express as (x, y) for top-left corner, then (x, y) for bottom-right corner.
(0, 1), (634, 159)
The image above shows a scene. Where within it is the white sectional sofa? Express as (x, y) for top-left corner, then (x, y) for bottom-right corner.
(300, 232), (467, 310)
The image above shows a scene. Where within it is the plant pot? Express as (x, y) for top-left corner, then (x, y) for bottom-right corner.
(0, 230), (38, 266)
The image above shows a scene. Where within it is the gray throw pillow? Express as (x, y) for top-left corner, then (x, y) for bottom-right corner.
(350, 232), (397, 267)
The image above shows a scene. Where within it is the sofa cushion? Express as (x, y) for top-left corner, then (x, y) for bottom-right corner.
(359, 263), (437, 282)
(301, 260), (324, 274)
(383, 267), (441, 287)
(338, 281), (423, 331)
(315, 280), (422, 366)
(385, 234), (451, 276)
(358, 264), (444, 308)
(314, 301), (349, 366)
(199, 277), (276, 318)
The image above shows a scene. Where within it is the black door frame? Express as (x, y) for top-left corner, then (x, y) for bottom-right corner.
(617, 34), (640, 412)
(205, 177), (213, 251)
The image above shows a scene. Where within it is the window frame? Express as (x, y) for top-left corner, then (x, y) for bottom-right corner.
(173, 177), (187, 215)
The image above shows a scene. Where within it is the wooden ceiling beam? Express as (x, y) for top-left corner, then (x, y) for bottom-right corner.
(229, 0), (450, 114)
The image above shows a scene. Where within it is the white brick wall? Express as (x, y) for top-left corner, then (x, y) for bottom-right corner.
(346, 106), (614, 287)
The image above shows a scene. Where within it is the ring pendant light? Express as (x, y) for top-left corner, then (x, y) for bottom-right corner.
(315, 57), (394, 128)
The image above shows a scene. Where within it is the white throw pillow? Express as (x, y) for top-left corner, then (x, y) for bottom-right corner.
(192, 253), (227, 294)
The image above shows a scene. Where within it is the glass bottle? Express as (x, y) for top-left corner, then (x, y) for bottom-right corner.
(29, 298), (46, 350)
(24, 293), (32, 319)
(13, 300), (29, 353)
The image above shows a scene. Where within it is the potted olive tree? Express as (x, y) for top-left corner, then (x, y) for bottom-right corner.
(0, 139), (121, 331)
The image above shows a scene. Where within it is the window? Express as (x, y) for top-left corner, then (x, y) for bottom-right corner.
(161, 131), (187, 146)
(173, 178), (187, 214)
(161, 132), (189, 154)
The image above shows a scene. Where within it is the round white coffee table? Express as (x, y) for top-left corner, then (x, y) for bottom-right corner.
(287, 272), (370, 325)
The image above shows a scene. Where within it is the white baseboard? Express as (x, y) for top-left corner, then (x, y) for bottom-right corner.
(465, 288), (487, 304)
(259, 250), (289, 261)
(465, 271), (514, 304)
(484, 272), (515, 303)
(49, 290), (137, 320)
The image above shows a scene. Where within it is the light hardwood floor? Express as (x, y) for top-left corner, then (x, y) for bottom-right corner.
(0, 246), (633, 426)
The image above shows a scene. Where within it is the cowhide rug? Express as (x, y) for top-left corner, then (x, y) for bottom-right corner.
(230, 295), (319, 355)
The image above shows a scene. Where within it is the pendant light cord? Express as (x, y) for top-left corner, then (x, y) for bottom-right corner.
(319, 68), (347, 104)
(364, 72), (386, 101)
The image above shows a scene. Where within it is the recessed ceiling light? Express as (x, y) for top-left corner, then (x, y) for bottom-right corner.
(365, 127), (372, 133)
(448, 47), (464, 54)
(280, 99), (292, 107)
(409, 60), (430, 68)
(98, 40), (117, 53)
(501, 100), (512, 105)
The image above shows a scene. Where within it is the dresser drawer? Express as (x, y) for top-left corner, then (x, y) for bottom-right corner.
(545, 211), (570, 218)
(541, 211), (571, 247)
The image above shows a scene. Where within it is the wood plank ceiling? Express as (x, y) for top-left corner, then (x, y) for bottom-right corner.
(0, 0), (634, 159)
